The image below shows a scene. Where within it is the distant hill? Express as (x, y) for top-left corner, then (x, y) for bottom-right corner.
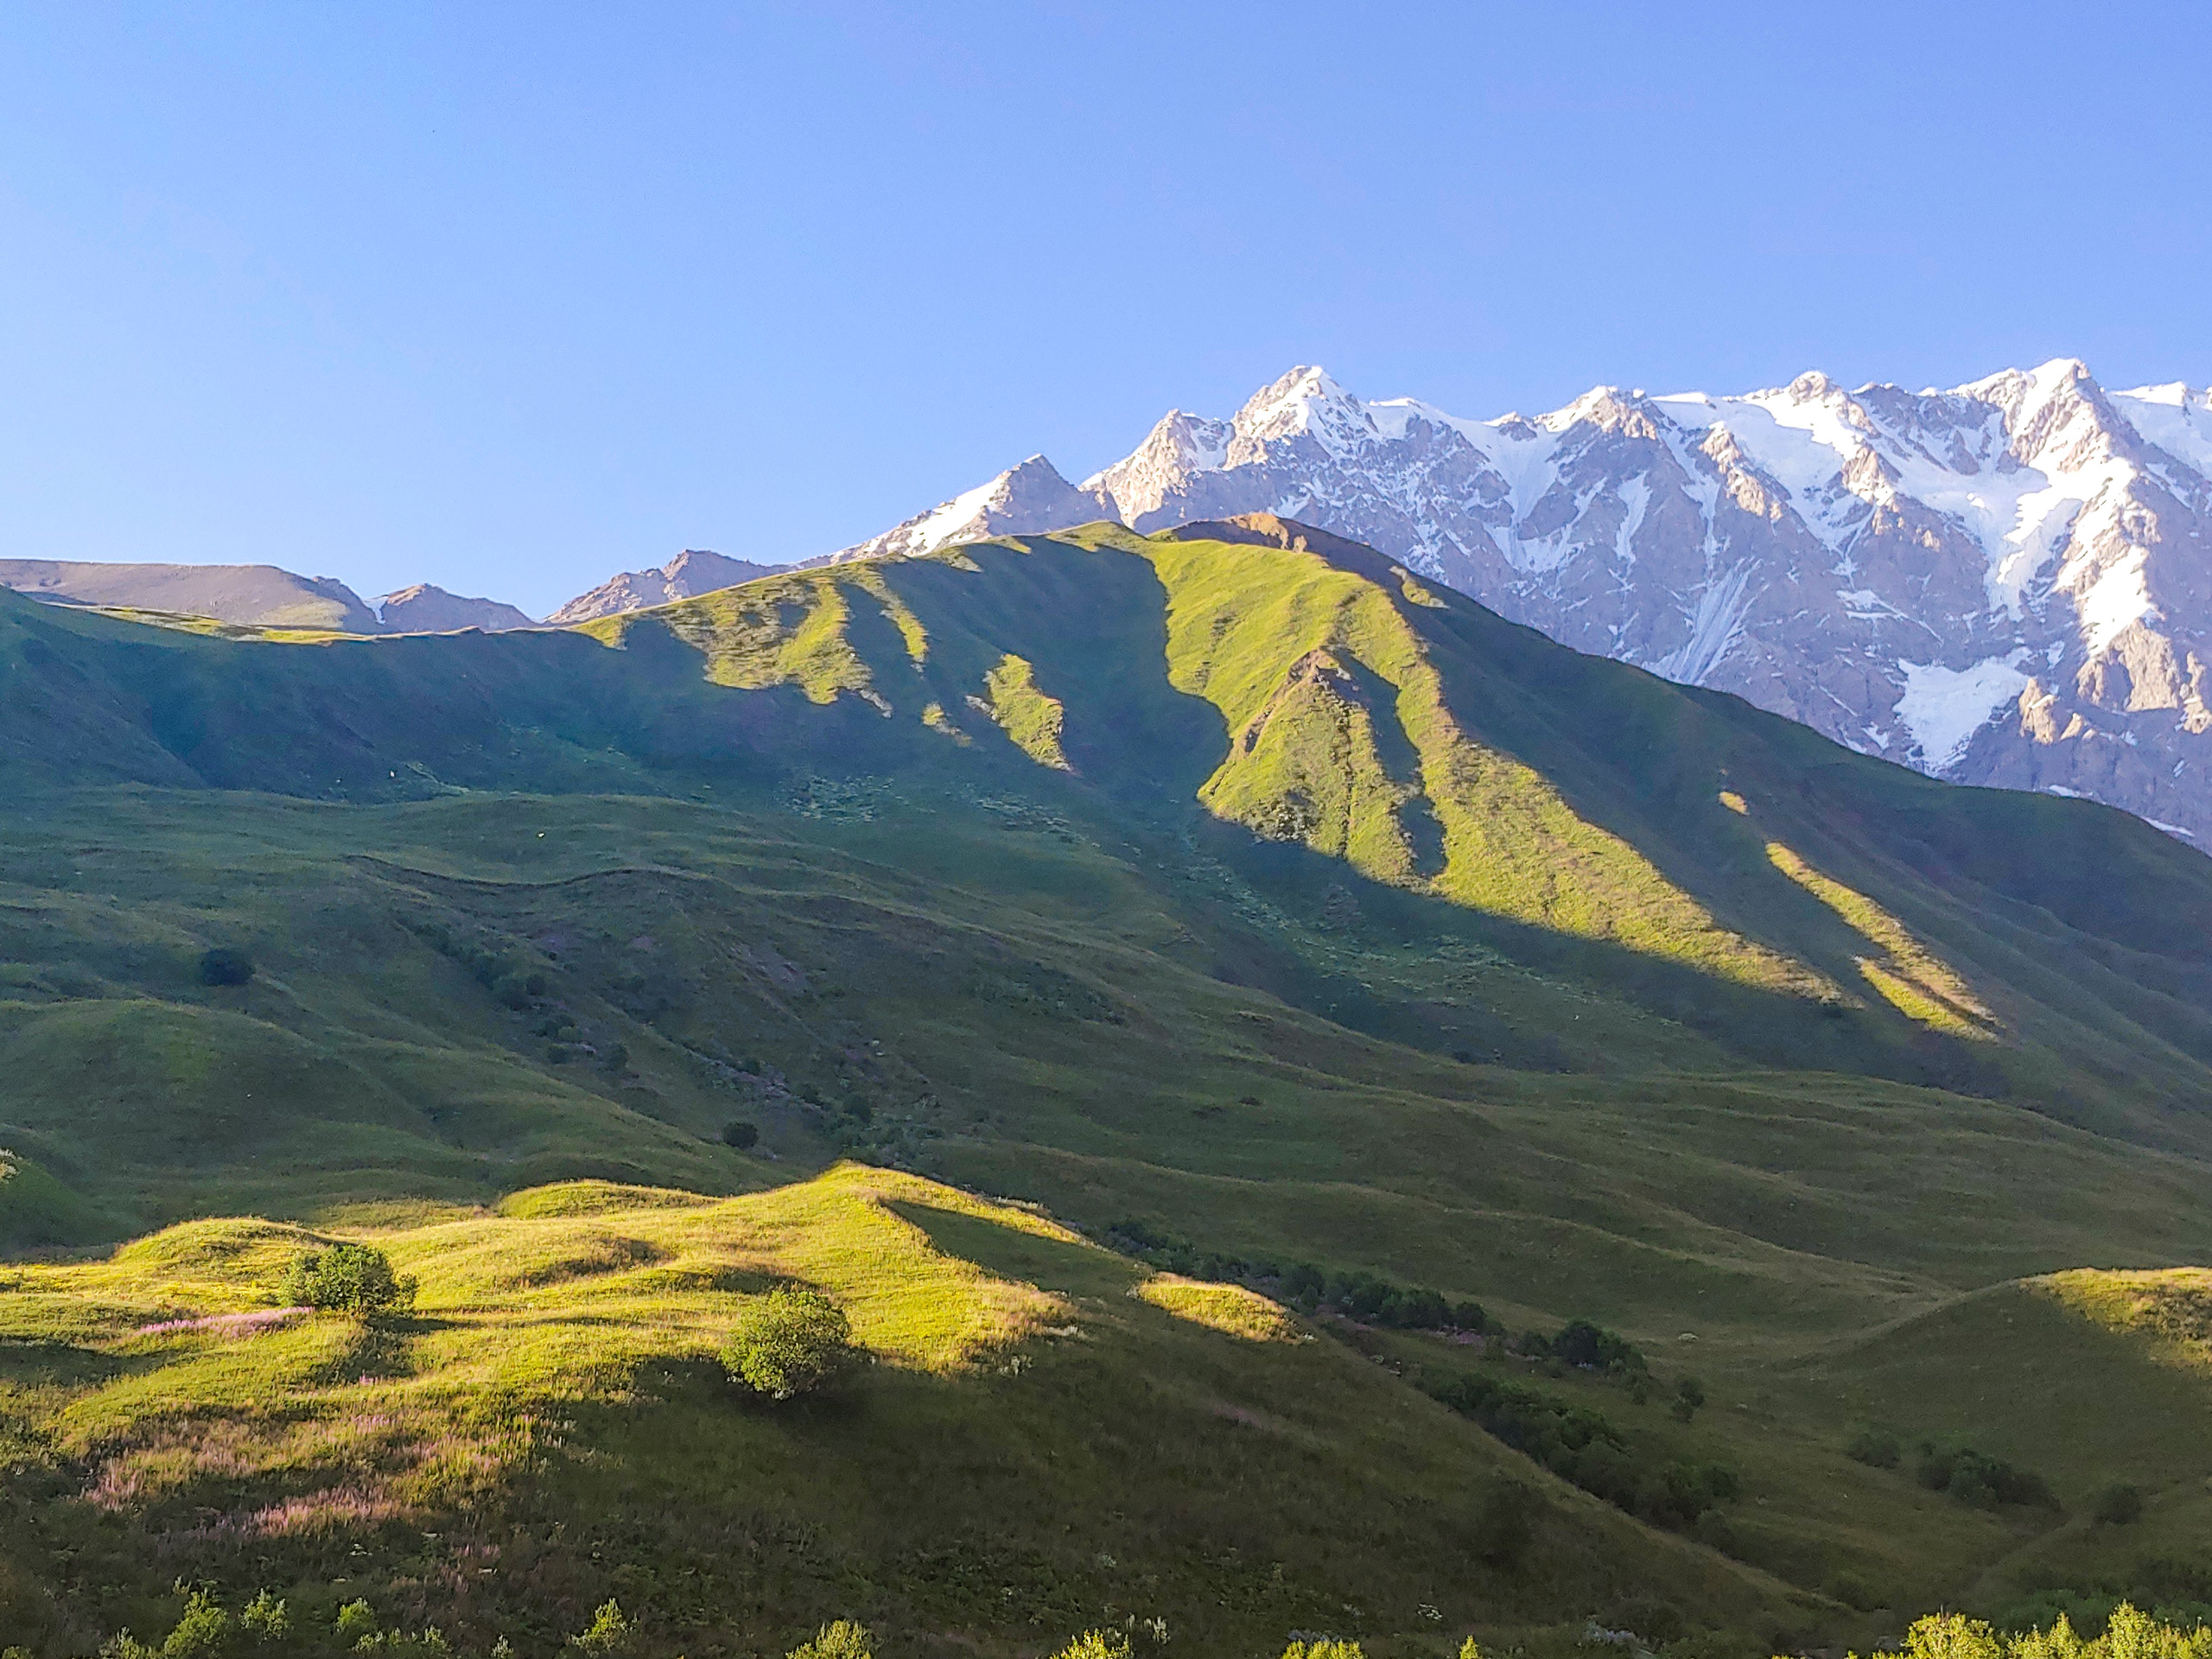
(547, 547), (785, 623)
(0, 556), (384, 631)
(0, 558), (540, 633)
(373, 582), (537, 632)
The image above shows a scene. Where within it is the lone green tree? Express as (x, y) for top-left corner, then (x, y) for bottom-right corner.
(723, 1286), (855, 1400)
(281, 1242), (416, 1318)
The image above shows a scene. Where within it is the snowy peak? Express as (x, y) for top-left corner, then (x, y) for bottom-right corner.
(1086, 410), (1234, 523)
(823, 454), (1115, 566)
(1229, 365), (1376, 456)
(546, 549), (785, 626)
(2112, 380), (2212, 476)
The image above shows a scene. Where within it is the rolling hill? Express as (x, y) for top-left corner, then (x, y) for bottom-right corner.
(7, 518), (2212, 1654)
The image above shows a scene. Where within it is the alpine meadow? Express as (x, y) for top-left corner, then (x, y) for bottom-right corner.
(13, 518), (2212, 1658)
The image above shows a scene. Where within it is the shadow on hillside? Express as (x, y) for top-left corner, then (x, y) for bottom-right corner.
(884, 1199), (1141, 1301)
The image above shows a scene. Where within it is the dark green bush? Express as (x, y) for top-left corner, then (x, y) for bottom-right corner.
(722, 1120), (760, 1150)
(1670, 1375), (1706, 1421)
(1915, 1442), (2057, 1510)
(2094, 1483), (2145, 1524)
(1421, 1369), (1738, 1532)
(198, 946), (255, 987)
(1551, 1319), (1649, 1375)
(280, 1242), (416, 1318)
(1847, 1427), (1901, 1468)
(723, 1285), (855, 1400)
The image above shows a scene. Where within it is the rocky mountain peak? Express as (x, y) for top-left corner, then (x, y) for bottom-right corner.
(1230, 365), (1376, 456)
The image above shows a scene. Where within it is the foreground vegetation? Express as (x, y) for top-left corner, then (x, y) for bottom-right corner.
(53, 1602), (2212, 1659)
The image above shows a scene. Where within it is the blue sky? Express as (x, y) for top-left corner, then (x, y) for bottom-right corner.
(2, 2), (2205, 616)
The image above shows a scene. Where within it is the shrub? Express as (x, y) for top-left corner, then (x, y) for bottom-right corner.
(789, 1622), (873, 1659)
(1847, 1427), (1901, 1468)
(1670, 1376), (1705, 1421)
(723, 1286), (855, 1400)
(1552, 1319), (1648, 1375)
(722, 1120), (760, 1150)
(2094, 1483), (2145, 1525)
(335, 1601), (378, 1645)
(1915, 1443), (2057, 1510)
(241, 1590), (289, 1639)
(1051, 1636), (1131, 1659)
(1282, 1643), (1364, 1659)
(198, 946), (255, 987)
(281, 1242), (416, 1318)
(569, 1601), (631, 1654)
(493, 970), (545, 1010)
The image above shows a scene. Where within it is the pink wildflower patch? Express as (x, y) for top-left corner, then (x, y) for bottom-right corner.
(134, 1306), (308, 1338)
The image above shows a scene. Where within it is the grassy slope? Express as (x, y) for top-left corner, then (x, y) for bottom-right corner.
(8, 527), (2212, 1645)
(0, 1166), (1798, 1656)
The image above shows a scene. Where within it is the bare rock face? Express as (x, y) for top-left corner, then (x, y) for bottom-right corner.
(827, 361), (2212, 844)
(373, 583), (536, 633)
(0, 560), (383, 632)
(546, 550), (785, 625)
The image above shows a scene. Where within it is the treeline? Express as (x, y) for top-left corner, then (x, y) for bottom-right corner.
(1103, 1219), (1491, 1332)
(1421, 1370), (1737, 1535)
(1848, 1429), (2060, 1511)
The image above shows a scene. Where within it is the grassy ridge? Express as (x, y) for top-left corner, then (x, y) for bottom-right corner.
(0, 1167), (1799, 1654)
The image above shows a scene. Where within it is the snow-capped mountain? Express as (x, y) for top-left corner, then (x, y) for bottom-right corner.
(817, 360), (2212, 843)
(806, 456), (1115, 568)
(548, 549), (786, 625)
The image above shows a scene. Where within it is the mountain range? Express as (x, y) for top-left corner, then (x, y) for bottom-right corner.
(14, 357), (2212, 842)
(0, 559), (532, 634)
(815, 360), (2212, 842)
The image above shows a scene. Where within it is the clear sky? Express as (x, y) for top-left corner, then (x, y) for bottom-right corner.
(2, 3), (2205, 617)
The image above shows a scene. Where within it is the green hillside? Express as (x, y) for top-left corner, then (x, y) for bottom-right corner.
(7, 518), (2212, 1654)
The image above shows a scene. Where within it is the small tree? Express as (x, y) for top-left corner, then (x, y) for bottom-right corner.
(722, 1120), (760, 1150)
(281, 1242), (416, 1318)
(569, 1601), (631, 1655)
(789, 1621), (874, 1659)
(724, 1286), (855, 1400)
